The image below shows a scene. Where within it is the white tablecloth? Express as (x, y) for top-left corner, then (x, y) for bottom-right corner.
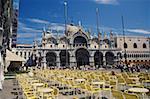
(38, 88), (53, 93)
(128, 88), (149, 93)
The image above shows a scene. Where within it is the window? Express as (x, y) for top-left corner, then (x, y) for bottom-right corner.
(135, 54), (137, 57)
(132, 54), (134, 57)
(94, 46), (96, 48)
(143, 43), (146, 48)
(133, 43), (137, 48)
(16, 52), (18, 55)
(129, 60), (131, 62)
(124, 43), (128, 48)
(115, 43), (117, 48)
(141, 60), (143, 62)
(63, 45), (65, 48)
(50, 45), (52, 47)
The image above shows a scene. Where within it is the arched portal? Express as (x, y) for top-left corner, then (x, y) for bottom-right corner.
(94, 51), (103, 67)
(60, 50), (70, 67)
(46, 52), (56, 66)
(75, 48), (89, 67)
(105, 52), (114, 65)
(73, 36), (87, 46)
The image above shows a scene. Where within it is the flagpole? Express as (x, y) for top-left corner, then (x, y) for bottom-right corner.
(64, 1), (68, 67)
(96, 8), (101, 68)
(64, 1), (68, 36)
(96, 8), (100, 34)
(121, 16), (127, 67)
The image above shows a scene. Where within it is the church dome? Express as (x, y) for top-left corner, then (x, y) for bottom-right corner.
(67, 24), (80, 35)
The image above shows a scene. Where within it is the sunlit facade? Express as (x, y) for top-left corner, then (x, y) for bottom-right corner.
(11, 24), (150, 70)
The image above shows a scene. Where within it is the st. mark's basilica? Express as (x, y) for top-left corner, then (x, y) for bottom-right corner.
(8, 24), (150, 72)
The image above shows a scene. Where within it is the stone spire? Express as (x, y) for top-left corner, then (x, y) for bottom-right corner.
(98, 32), (102, 41)
(104, 32), (107, 40)
(110, 30), (113, 41)
(78, 21), (82, 27)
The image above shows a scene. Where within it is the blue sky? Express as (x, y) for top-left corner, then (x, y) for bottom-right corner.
(17, 0), (150, 44)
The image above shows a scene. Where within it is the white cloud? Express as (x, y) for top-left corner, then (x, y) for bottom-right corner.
(127, 29), (150, 34)
(50, 23), (65, 31)
(18, 21), (42, 33)
(17, 33), (34, 38)
(27, 18), (50, 24)
(21, 27), (42, 32)
(18, 21), (26, 27)
(92, 0), (118, 5)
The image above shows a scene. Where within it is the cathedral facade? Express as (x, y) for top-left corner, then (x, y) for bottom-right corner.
(11, 24), (150, 69)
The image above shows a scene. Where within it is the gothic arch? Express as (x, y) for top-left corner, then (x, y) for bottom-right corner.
(75, 48), (90, 67)
(59, 50), (70, 67)
(94, 51), (103, 67)
(105, 51), (114, 65)
(46, 52), (57, 66)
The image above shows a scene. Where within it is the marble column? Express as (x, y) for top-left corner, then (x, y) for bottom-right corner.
(56, 51), (60, 68)
(103, 52), (106, 66)
(42, 50), (47, 69)
(89, 51), (95, 66)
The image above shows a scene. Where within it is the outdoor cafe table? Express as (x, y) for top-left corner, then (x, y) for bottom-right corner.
(128, 88), (149, 93)
(92, 82), (105, 85)
(30, 79), (40, 84)
(37, 88), (53, 98)
(75, 79), (85, 83)
(65, 77), (74, 80)
(57, 75), (64, 78)
(32, 83), (44, 94)
(128, 88), (149, 99)
(75, 79), (85, 82)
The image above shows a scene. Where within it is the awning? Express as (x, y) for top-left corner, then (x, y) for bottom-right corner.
(6, 49), (25, 62)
